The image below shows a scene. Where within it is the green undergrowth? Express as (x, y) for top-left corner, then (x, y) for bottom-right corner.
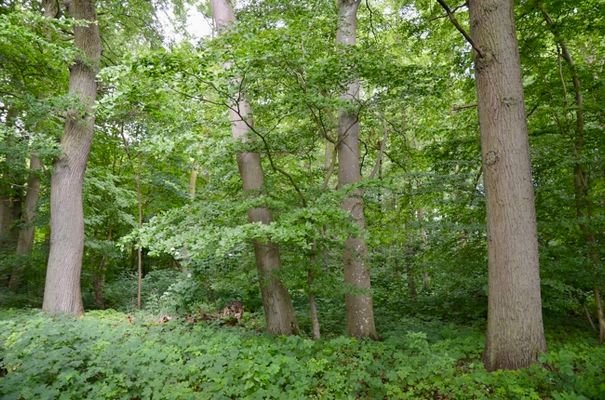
(1, 309), (604, 399)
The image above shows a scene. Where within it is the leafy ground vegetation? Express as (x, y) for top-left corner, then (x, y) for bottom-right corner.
(1, 308), (604, 400)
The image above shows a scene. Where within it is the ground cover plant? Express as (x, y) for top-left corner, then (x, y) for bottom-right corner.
(1, 309), (604, 399)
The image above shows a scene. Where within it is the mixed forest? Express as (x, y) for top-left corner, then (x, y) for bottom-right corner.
(1, 0), (604, 398)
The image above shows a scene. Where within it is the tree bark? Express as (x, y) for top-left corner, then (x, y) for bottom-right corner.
(336, 0), (377, 339)
(210, 0), (298, 335)
(42, 0), (102, 315)
(8, 155), (42, 290)
(468, 0), (546, 370)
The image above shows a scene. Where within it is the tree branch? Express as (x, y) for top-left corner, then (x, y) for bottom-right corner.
(435, 0), (484, 58)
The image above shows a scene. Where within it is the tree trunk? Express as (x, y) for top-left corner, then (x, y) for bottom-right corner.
(8, 155), (42, 290)
(0, 198), (20, 252)
(189, 165), (198, 200)
(93, 255), (106, 309)
(468, 0), (546, 370)
(406, 264), (417, 300)
(42, 0), (102, 315)
(308, 250), (321, 340)
(136, 173), (143, 309)
(210, 0), (298, 335)
(1, 107), (22, 287)
(595, 288), (605, 343)
(336, 0), (377, 339)
(540, 4), (603, 343)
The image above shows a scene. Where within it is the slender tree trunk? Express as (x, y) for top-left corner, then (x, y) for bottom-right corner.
(136, 173), (143, 309)
(210, 0), (298, 335)
(1, 108), (22, 287)
(0, 199), (19, 251)
(336, 0), (377, 339)
(93, 254), (106, 309)
(468, 0), (546, 370)
(43, 0), (102, 315)
(595, 288), (605, 343)
(189, 165), (198, 200)
(308, 266), (321, 340)
(406, 264), (417, 300)
(8, 155), (42, 290)
(540, 4), (604, 343)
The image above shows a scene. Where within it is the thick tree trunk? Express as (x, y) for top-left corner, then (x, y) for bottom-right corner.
(336, 0), (377, 339)
(8, 155), (42, 290)
(42, 0), (102, 315)
(468, 0), (546, 370)
(210, 0), (298, 335)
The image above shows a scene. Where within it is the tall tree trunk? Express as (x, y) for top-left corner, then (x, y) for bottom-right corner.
(308, 266), (321, 340)
(1, 107), (21, 287)
(93, 253), (106, 309)
(136, 173), (143, 309)
(468, 0), (546, 370)
(42, 0), (102, 315)
(210, 0), (298, 335)
(8, 155), (42, 290)
(336, 0), (377, 339)
(0, 199), (20, 252)
(189, 165), (198, 200)
(540, 4), (604, 343)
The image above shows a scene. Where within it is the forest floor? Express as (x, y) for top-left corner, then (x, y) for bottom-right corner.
(0, 308), (604, 399)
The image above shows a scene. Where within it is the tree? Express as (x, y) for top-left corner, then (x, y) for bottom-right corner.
(336, 0), (377, 339)
(42, 0), (102, 315)
(467, 0), (547, 370)
(537, 1), (605, 344)
(209, 0), (299, 335)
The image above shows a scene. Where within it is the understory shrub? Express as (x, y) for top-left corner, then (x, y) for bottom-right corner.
(1, 309), (604, 399)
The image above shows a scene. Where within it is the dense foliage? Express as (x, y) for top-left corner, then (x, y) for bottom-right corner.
(1, 0), (604, 396)
(1, 309), (605, 399)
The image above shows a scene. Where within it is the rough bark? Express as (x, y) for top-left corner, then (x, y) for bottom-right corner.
(42, 0), (102, 315)
(8, 155), (42, 290)
(210, 0), (298, 335)
(335, 0), (377, 339)
(468, 0), (546, 370)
